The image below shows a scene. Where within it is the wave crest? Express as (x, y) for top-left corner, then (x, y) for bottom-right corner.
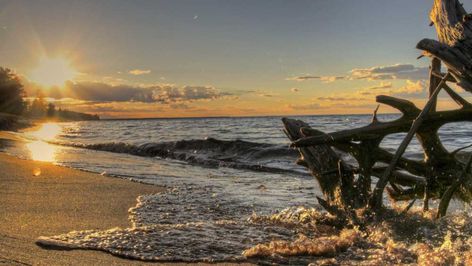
(57, 138), (303, 175)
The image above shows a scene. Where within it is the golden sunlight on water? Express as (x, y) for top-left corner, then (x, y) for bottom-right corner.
(26, 123), (62, 162)
(30, 123), (62, 141)
(26, 141), (57, 162)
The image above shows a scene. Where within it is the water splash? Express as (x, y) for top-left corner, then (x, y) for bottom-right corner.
(37, 188), (472, 264)
(37, 187), (325, 263)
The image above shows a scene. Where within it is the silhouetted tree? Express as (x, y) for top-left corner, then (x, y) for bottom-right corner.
(47, 103), (56, 117)
(29, 91), (47, 117)
(0, 67), (26, 115)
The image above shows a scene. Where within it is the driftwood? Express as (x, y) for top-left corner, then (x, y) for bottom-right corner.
(283, 0), (472, 220)
(417, 0), (472, 90)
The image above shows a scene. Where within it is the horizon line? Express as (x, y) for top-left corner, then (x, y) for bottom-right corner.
(101, 112), (400, 121)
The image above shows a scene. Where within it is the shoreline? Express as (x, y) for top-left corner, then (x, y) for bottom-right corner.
(0, 131), (253, 265)
(0, 152), (166, 265)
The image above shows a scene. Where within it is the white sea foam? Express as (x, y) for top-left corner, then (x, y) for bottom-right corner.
(37, 186), (472, 264)
(37, 187), (323, 263)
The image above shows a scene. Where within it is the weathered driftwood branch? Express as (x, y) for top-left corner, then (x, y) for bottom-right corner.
(282, 118), (362, 221)
(370, 73), (451, 211)
(293, 95), (472, 148)
(283, 0), (472, 219)
(437, 153), (472, 218)
(284, 87), (472, 217)
(417, 0), (472, 91)
(443, 83), (472, 108)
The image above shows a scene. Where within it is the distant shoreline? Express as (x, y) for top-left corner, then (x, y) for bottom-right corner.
(102, 112), (400, 121)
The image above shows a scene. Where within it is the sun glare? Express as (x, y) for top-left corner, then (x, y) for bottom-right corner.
(30, 123), (62, 141)
(26, 140), (57, 162)
(25, 123), (62, 162)
(29, 57), (77, 87)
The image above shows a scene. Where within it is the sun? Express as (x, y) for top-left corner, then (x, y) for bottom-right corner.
(29, 57), (77, 87)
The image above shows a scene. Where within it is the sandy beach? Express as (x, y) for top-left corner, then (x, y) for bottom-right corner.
(0, 147), (255, 265)
(0, 152), (168, 265)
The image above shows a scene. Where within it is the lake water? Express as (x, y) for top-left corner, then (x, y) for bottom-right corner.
(2, 114), (472, 262)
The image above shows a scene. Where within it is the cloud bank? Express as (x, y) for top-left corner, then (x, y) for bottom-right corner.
(25, 81), (231, 104)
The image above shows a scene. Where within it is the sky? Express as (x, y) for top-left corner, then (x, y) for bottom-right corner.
(0, 0), (471, 118)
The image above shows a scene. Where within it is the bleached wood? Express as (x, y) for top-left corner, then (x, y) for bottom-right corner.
(417, 0), (472, 92)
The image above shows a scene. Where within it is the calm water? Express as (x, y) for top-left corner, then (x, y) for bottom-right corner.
(3, 114), (472, 262)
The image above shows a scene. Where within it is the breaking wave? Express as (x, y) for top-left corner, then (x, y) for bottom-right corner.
(53, 138), (304, 175)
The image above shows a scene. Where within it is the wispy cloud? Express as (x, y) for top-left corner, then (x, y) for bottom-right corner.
(287, 63), (428, 83)
(350, 64), (428, 81)
(286, 75), (320, 81)
(356, 82), (393, 95)
(320, 76), (345, 82)
(286, 103), (321, 110)
(356, 80), (425, 96)
(316, 96), (366, 102)
(257, 93), (276, 97)
(129, 69), (151, 75)
(243, 90), (279, 98)
(286, 75), (345, 83)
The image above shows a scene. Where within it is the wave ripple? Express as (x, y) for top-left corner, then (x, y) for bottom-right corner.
(60, 138), (303, 175)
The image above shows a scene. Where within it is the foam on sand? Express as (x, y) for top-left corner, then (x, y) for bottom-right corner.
(36, 186), (472, 264)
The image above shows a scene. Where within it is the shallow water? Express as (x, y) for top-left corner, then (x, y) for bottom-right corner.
(37, 187), (324, 263)
(2, 114), (472, 263)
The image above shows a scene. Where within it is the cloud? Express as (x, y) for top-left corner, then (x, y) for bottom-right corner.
(392, 80), (425, 95)
(317, 96), (366, 102)
(129, 69), (151, 75)
(356, 80), (425, 96)
(286, 103), (321, 110)
(320, 76), (345, 83)
(243, 90), (279, 98)
(286, 75), (320, 81)
(151, 85), (232, 103)
(350, 64), (428, 81)
(25, 81), (231, 104)
(356, 82), (393, 95)
(355, 64), (415, 74)
(287, 64), (428, 83)
(257, 93), (276, 97)
(286, 75), (344, 83)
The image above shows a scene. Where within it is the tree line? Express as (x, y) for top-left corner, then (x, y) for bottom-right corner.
(0, 67), (99, 121)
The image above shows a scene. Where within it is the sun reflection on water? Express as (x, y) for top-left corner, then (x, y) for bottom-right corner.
(30, 123), (62, 141)
(26, 140), (57, 162)
(26, 123), (62, 162)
